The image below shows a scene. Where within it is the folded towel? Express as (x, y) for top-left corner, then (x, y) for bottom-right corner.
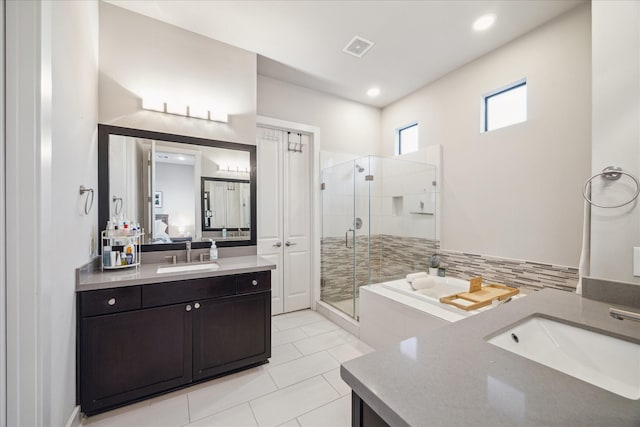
(413, 277), (436, 290)
(406, 272), (428, 284)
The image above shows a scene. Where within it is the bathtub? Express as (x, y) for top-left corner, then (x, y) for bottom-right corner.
(383, 276), (471, 306)
(359, 276), (525, 349)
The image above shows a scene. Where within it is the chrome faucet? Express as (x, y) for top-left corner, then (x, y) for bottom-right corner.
(609, 307), (640, 322)
(185, 241), (192, 263)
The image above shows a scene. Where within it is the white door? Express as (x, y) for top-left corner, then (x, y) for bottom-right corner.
(257, 127), (312, 315)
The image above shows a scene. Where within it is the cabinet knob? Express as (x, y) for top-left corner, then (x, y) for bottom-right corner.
(273, 242), (282, 247)
(194, 302), (201, 309)
(186, 305), (192, 312)
(252, 280), (258, 286)
(285, 241), (297, 247)
(108, 298), (116, 306)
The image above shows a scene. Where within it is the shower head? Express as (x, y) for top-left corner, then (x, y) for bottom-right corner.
(355, 164), (365, 173)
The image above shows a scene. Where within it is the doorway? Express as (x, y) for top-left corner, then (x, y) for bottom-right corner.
(256, 123), (316, 315)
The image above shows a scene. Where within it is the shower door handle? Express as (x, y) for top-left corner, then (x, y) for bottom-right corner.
(345, 229), (354, 249)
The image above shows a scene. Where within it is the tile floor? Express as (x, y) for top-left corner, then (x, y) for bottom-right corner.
(328, 298), (359, 320)
(81, 309), (374, 427)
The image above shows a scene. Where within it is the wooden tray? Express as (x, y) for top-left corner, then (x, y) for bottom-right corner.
(439, 277), (519, 311)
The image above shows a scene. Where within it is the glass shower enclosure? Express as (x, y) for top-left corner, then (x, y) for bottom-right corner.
(320, 156), (438, 319)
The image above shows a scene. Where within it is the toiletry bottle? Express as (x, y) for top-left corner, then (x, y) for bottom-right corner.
(210, 241), (218, 260)
(103, 246), (112, 267)
(222, 228), (227, 238)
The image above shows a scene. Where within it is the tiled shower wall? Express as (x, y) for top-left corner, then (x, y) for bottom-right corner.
(321, 235), (578, 302)
(320, 234), (438, 303)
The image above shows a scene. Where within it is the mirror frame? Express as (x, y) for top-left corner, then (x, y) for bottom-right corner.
(98, 124), (257, 251)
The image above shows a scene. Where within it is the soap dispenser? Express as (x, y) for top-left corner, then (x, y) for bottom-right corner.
(210, 241), (218, 260)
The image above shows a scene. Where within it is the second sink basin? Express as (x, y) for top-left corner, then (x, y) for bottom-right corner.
(486, 315), (640, 399)
(157, 263), (220, 274)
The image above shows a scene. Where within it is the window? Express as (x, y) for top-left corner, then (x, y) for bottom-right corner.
(482, 79), (527, 132)
(396, 123), (418, 155)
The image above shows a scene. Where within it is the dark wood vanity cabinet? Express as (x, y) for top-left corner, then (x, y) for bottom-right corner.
(77, 270), (271, 416)
(79, 303), (192, 414)
(193, 291), (270, 380)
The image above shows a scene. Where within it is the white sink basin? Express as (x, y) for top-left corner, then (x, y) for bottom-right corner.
(157, 263), (220, 274)
(487, 316), (640, 399)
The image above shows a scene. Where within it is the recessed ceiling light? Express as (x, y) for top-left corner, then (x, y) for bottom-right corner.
(367, 87), (380, 97)
(473, 14), (496, 32)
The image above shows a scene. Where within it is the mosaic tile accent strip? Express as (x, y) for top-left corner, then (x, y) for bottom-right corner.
(321, 235), (579, 303)
(321, 235), (438, 303)
(437, 250), (579, 292)
(320, 235), (377, 303)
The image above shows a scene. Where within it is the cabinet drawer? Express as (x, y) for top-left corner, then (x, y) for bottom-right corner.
(236, 271), (271, 294)
(142, 276), (235, 308)
(80, 286), (141, 317)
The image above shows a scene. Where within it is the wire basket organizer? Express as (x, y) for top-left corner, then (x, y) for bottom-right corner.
(101, 230), (142, 271)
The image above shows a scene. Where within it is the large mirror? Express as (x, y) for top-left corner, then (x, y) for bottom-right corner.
(98, 125), (256, 250)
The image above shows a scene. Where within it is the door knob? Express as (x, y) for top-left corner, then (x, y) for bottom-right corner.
(285, 241), (297, 247)
(273, 242), (282, 247)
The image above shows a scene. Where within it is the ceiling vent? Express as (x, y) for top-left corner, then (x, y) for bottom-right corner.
(342, 36), (375, 58)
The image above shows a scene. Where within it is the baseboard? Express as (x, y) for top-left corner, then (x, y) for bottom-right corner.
(65, 406), (82, 427)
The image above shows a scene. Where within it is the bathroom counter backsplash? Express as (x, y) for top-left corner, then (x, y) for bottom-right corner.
(76, 255), (276, 292)
(438, 249), (578, 292)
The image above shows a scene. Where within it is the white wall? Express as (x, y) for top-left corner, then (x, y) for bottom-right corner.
(0, 0), (6, 425)
(590, 1), (640, 284)
(5, 1), (99, 426)
(258, 75), (381, 155)
(99, 2), (257, 144)
(381, 4), (591, 267)
(50, 1), (100, 425)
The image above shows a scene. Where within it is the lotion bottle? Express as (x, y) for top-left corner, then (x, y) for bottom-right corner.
(210, 241), (218, 260)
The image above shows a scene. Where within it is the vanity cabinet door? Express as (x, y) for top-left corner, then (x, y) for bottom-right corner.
(79, 303), (192, 415)
(192, 291), (271, 381)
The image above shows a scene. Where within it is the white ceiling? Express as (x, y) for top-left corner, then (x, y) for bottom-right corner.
(105, 0), (585, 108)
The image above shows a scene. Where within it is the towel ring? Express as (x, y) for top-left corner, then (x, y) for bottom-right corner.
(79, 185), (94, 215)
(112, 196), (123, 215)
(582, 166), (640, 208)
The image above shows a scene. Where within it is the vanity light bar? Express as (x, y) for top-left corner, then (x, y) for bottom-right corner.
(142, 98), (228, 123)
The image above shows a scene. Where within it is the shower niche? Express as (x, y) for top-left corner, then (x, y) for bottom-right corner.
(392, 196), (403, 216)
